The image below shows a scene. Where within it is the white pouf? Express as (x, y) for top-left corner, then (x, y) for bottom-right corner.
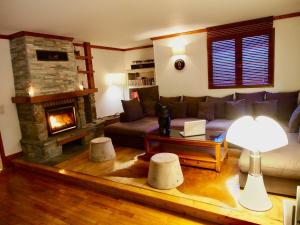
(147, 153), (184, 190)
(89, 137), (116, 162)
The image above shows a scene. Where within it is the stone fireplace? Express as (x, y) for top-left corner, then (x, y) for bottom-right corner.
(10, 33), (103, 162)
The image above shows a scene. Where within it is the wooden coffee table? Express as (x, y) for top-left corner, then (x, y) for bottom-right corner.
(143, 129), (228, 172)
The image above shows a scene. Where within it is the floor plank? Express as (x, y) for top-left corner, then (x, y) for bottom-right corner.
(0, 168), (214, 225)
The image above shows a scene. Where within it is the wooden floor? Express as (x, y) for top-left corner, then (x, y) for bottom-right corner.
(56, 147), (241, 208)
(0, 168), (214, 225)
(54, 146), (291, 224)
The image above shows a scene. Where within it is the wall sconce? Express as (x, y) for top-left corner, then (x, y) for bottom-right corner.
(171, 39), (186, 70)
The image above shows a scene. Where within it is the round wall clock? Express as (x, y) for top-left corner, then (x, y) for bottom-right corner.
(174, 59), (185, 70)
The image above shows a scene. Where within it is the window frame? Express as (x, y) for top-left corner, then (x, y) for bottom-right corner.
(207, 28), (275, 89)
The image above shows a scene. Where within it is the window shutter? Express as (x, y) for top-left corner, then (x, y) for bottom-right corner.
(242, 34), (270, 86)
(207, 17), (274, 89)
(210, 39), (236, 88)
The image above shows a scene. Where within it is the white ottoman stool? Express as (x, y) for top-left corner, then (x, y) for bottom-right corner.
(147, 153), (184, 190)
(89, 137), (116, 162)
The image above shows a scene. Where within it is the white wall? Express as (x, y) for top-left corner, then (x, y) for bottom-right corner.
(92, 47), (155, 118)
(0, 39), (22, 156)
(154, 17), (300, 97)
(124, 47), (154, 70)
(92, 48), (125, 118)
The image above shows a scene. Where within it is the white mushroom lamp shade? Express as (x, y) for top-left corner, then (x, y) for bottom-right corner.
(226, 116), (288, 211)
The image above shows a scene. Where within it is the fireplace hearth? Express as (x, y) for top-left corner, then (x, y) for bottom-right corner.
(46, 105), (77, 135)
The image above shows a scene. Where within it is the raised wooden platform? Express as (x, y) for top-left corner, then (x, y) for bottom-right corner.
(12, 146), (291, 225)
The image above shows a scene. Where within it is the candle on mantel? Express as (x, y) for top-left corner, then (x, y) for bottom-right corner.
(28, 86), (34, 96)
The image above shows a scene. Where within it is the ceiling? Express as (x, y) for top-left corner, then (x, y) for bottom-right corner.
(0, 0), (300, 48)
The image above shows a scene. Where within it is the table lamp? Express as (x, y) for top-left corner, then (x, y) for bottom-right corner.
(226, 116), (288, 211)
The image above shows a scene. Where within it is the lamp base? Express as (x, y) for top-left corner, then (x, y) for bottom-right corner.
(239, 174), (272, 211)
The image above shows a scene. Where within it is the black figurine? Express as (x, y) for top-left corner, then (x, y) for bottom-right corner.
(157, 104), (171, 136)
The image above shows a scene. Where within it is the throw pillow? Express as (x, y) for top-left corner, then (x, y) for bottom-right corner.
(160, 96), (181, 105)
(225, 100), (247, 120)
(288, 104), (300, 133)
(236, 91), (266, 115)
(266, 91), (299, 121)
(137, 86), (159, 102)
(141, 100), (158, 117)
(137, 86), (159, 116)
(253, 100), (277, 118)
(207, 94), (234, 118)
(168, 102), (187, 119)
(197, 102), (215, 121)
(182, 96), (206, 117)
(121, 98), (144, 121)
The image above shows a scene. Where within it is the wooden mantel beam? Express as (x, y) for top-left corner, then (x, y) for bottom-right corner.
(12, 88), (98, 104)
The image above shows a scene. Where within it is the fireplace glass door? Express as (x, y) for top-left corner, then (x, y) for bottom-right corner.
(46, 105), (77, 135)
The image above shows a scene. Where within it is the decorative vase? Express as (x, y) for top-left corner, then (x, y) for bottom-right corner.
(158, 104), (171, 136)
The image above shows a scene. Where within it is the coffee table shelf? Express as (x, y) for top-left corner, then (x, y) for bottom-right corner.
(143, 129), (228, 172)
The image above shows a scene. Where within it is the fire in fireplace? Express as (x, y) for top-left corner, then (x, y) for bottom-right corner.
(45, 105), (77, 134)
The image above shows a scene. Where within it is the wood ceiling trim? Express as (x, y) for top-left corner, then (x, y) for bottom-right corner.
(151, 11), (300, 41)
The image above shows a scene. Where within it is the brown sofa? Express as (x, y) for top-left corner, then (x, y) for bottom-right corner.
(104, 117), (232, 148)
(104, 89), (300, 196)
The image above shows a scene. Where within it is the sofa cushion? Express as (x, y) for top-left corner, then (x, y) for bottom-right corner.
(266, 91), (299, 121)
(137, 86), (159, 116)
(182, 96), (206, 117)
(141, 100), (158, 117)
(253, 100), (277, 118)
(225, 100), (247, 120)
(121, 98), (144, 121)
(236, 91), (266, 115)
(104, 117), (158, 137)
(137, 86), (159, 102)
(206, 119), (233, 131)
(171, 118), (198, 128)
(207, 94), (234, 119)
(197, 102), (214, 121)
(168, 102), (187, 119)
(288, 104), (300, 133)
(239, 132), (300, 180)
(160, 96), (181, 105)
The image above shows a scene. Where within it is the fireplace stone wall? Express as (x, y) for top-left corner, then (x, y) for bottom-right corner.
(10, 36), (79, 96)
(10, 34), (101, 162)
